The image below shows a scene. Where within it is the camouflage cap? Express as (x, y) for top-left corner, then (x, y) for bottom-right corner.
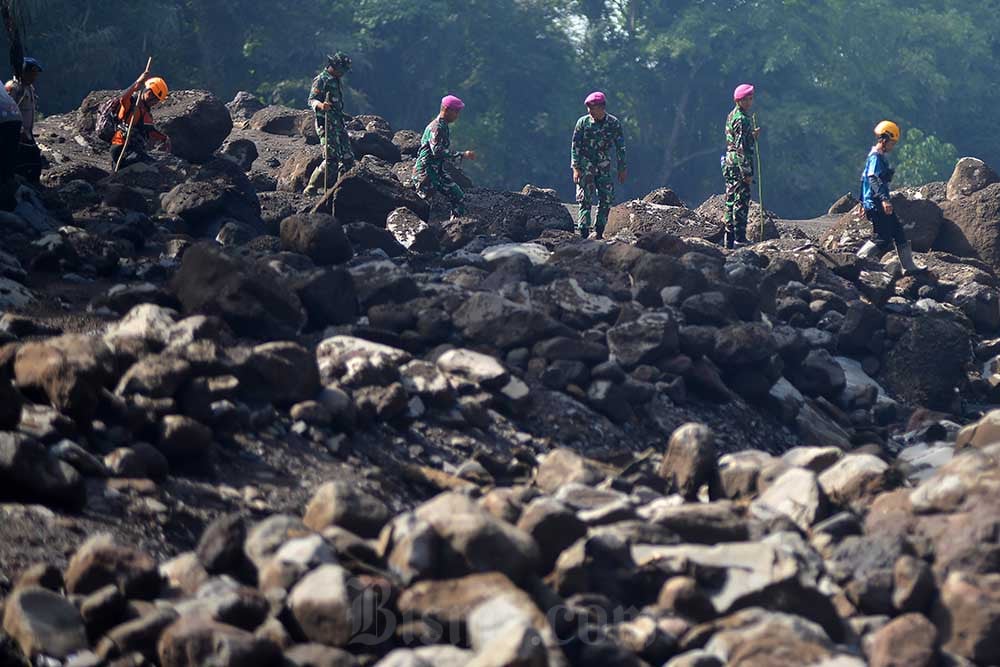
(327, 52), (352, 72)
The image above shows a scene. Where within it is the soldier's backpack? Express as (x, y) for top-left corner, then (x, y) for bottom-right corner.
(95, 90), (138, 143)
(94, 95), (123, 143)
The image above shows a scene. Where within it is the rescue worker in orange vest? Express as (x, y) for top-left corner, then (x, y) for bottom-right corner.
(111, 69), (171, 169)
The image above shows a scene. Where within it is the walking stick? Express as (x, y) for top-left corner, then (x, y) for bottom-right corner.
(114, 57), (152, 173)
(323, 91), (330, 193)
(753, 112), (764, 241)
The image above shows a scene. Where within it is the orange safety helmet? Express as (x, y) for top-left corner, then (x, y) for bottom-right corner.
(145, 77), (169, 101)
(874, 120), (900, 142)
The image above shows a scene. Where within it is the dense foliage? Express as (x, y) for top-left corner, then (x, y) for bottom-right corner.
(3, 0), (996, 217)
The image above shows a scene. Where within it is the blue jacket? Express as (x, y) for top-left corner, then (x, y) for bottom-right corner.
(860, 148), (894, 210)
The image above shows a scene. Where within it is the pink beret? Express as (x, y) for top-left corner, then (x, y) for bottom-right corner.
(734, 84), (755, 101)
(585, 91), (606, 107)
(441, 95), (465, 110)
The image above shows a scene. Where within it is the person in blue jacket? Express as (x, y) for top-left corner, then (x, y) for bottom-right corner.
(857, 120), (927, 275)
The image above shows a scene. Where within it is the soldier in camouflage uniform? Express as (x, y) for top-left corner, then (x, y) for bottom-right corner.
(571, 91), (627, 239)
(304, 52), (356, 196)
(722, 83), (760, 248)
(412, 95), (476, 218)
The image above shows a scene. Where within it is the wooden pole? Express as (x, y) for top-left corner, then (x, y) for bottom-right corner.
(113, 57), (153, 173)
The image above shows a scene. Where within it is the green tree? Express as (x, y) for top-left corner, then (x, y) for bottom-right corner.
(894, 128), (958, 187)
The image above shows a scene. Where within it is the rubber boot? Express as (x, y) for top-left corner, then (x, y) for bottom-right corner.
(857, 240), (882, 260)
(577, 208), (592, 239)
(723, 230), (735, 250)
(734, 227), (749, 247)
(303, 163), (326, 196)
(896, 241), (928, 276)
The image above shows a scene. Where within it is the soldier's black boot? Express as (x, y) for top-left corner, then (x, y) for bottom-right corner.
(723, 230), (735, 249)
(595, 226), (605, 240)
(735, 228), (749, 247)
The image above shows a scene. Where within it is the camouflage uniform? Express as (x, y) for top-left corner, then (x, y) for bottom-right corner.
(723, 105), (755, 241)
(571, 114), (626, 238)
(305, 70), (355, 193)
(412, 116), (465, 216)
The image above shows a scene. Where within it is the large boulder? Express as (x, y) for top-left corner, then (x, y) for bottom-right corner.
(440, 188), (573, 250)
(821, 191), (942, 253)
(161, 159), (262, 228)
(315, 158), (428, 223)
(249, 105), (314, 139)
(609, 200), (722, 241)
(0, 432), (86, 509)
(280, 213), (353, 265)
(14, 334), (116, 422)
(882, 315), (970, 411)
(171, 243), (306, 340)
(695, 194), (777, 241)
(290, 267), (359, 330)
(276, 146), (324, 193)
(946, 157), (999, 201)
(350, 130), (401, 163)
(155, 90), (234, 163)
(227, 91), (266, 121)
(938, 182), (1000, 270)
(2, 586), (88, 659)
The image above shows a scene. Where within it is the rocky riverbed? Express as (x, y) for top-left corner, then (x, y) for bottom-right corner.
(0, 90), (999, 666)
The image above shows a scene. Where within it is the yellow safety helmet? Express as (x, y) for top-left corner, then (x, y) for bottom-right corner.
(145, 77), (169, 101)
(874, 120), (900, 142)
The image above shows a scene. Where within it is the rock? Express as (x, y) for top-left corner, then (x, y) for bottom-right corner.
(284, 644), (359, 667)
(280, 214), (353, 265)
(882, 316), (970, 411)
(157, 616), (281, 667)
(158, 414), (213, 467)
(516, 497), (588, 574)
(277, 148), (325, 193)
(644, 188), (685, 207)
(14, 334), (115, 423)
(105, 303), (178, 346)
(633, 539), (842, 641)
(658, 423), (719, 500)
(440, 188), (572, 249)
(291, 268), (359, 329)
(396, 572), (566, 666)
(221, 138), (259, 172)
(386, 207), (439, 253)
(243, 514), (311, 572)
(344, 221), (406, 257)
(710, 323), (774, 367)
(348, 260), (419, 308)
(938, 182), (1000, 270)
(197, 514), (249, 575)
(65, 534), (161, 598)
(701, 608), (852, 665)
(161, 176), (261, 229)
(0, 378), (21, 429)
(454, 292), (567, 349)
(171, 243), (306, 341)
(717, 451), (780, 499)
(154, 90), (233, 163)
(80, 584), (127, 639)
(0, 276), (35, 310)
(249, 105), (313, 137)
(751, 467), (827, 531)
(392, 130), (421, 156)
(116, 355), (193, 399)
(0, 432), (86, 509)
(287, 564), (355, 647)
(315, 335), (411, 386)
(317, 158), (429, 223)
(413, 492), (540, 582)
(607, 200), (720, 240)
(781, 446), (843, 473)
(400, 360), (453, 406)
(466, 597), (549, 666)
(607, 312), (679, 369)
(790, 349), (847, 399)
(2, 586), (88, 659)
(436, 348), (510, 389)
(829, 193), (858, 215)
(946, 157), (999, 200)
(350, 130), (401, 163)
(240, 341), (320, 405)
(932, 571), (1000, 664)
(866, 613), (938, 667)
(535, 278), (620, 329)
(535, 448), (604, 494)
(303, 481), (390, 539)
(818, 454), (889, 509)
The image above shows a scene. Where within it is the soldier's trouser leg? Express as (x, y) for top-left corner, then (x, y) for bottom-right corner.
(594, 172), (615, 239)
(724, 168), (750, 244)
(576, 175), (596, 237)
(864, 206), (907, 248)
(332, 125), (356, 177)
